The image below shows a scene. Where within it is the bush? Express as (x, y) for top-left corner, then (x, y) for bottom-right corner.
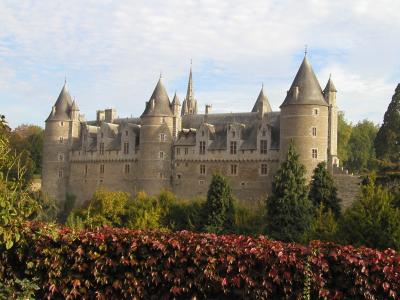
(1, 223), (399, 299)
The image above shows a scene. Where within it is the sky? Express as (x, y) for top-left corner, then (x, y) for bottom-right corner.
(0, 0), (399, 128)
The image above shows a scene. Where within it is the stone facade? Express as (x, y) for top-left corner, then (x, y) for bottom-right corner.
(42, 56), (339, 206)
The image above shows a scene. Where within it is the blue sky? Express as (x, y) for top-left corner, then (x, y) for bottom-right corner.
(0, 0), (399, 128)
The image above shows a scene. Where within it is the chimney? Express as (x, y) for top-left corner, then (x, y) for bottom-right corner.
(96, 110), (105, 122)
(105, 108), (117, 123)
(205, 104), (212, 114)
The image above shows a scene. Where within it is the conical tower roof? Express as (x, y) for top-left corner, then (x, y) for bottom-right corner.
(185, 66), (194, 101)
(172, 92), (181, 105)
(324, 75), (337, 93)
(71, 100), (79, 110)
(252, 85), (272, 113)
(46, 82), (73, 121)
(141, 77), (173, 117)
(281, 56), (328, 107)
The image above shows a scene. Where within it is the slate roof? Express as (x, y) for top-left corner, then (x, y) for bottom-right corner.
(46, 83), (73, 121)
(252, 87), (272, 113)
(324, 76), (337, 93)
(281, 56), (328, 107)
(141, 78), (173, 117)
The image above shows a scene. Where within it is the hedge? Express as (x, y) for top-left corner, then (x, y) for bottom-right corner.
(1, 222), (399, 299)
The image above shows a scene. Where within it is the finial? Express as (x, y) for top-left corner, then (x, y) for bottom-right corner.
(329, 73), (332, 79)
(304, 44), (308, 56)
(64, 74), (67, 84)
(262, 82), (264, 89)
(159, 71), (163, 79)
(190, 58), (192, 67)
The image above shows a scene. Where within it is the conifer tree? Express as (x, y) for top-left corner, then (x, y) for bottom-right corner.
(265, 141), (313, 243)
(374, 84), (400, 162)
(202, 173), (235, 234)
(309, 162), (341, 218)
(307, 203), (338, 242)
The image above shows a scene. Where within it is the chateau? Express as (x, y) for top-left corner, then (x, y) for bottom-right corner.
(42, 55), (339, 205)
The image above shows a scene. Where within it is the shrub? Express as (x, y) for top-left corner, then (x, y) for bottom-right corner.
(1, 223), (399, 299)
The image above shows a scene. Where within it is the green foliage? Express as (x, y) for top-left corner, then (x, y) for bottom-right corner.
(309, 162), (341, 218)
(338, 175), (400, 250)
(202, 173), (235, 234)
(233, 200), (265, 235)
(265, 141), (313, 243)
(163, 197), (205, 231)
(375, 84), (400, 162)
(346, 119), (378, 172)
(337, 111), (352, 164)
(0, 277), (39, 300)
(307, 204), (338, 242)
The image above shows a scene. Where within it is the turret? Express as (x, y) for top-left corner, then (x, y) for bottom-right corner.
(171, 92), (182, 139)
(181, 65), (198, 116)
(42, 82), (75, 204)
(252, 84), (272, 117)
(138, 77), (174, 194)
(280, 54), (329, 179)
(323, 75), (339, 169)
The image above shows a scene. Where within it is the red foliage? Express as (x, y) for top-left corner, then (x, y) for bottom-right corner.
(1, 222), (399, 299)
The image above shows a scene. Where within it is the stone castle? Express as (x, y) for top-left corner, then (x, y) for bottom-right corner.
(42, 55), (339, 205)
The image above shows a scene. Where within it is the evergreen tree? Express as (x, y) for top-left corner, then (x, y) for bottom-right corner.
(307, 204), (338, 242)
(202, 173), (235, 234)
(309, 162), (341, 218)
(265, 141), (313, 243)
(337, 111), (352, 164)
(374, 84), (400, 162)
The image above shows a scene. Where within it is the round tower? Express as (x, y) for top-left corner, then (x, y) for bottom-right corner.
(138, 77), (174, 194)
(280, 55), (329, 179)
(42, 83), (80, 204)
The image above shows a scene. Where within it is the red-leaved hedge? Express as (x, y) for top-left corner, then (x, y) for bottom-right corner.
(1, 222), (399, 299)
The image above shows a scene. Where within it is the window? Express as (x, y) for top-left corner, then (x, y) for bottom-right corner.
(312, 148), (318, 159)
(312, 127), (317, 136)
(232, 131), (236, 138)
(199, 141), (206, 155)
(177, 174), (181, 179)
(176, 148), (181, 155)
(230, 164), (238, 175)
(200, 164), (206, 174)
(230, 141), (237, 155)
(100, 164), (105, 174)
(199, 180), (205, 185)
(125, 130), (128, 136)
(58, 169), (63, 178)
(159, 172), (164, 179)
(160, 133), (166, 142)
(123, 142), (129, 154)
(262, 130), (267, 137)
(60, 121), (64, 127)
(161, 117), (165, 124)
(124, 164), (130, 174)
(260, 140), (268, 154)
(58, 153), (64, 161)
(313, 108), (319, 115)
(159, 151), (165, 159)
(84, 164), (88, 175)
(99, 143), (105, 155)
(59, 136), (64, 143)
(261, 163), (268, 175)
(184, 147), (188, 155)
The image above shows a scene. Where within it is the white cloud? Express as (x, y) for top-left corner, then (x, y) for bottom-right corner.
(0, 0), (399, 127)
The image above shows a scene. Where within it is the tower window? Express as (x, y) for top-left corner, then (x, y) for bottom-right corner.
(99, 143), (105, 155)
(59, 136), (64, 143)
(230, 164), (238, 175)
(60, 121), (64, 127)
(312, 127), (317, 136)
(312, 148), (318, 159)
(230, 141), (237, 154)
(260, 140), (268, 154)
(176, 148), (181, 155)
(159, 151), (165, 159)
(313, 108), (319, 115)
(124, 164), (130, 174)
(261, 163), (268, 175)
(58, 169), (63, 178)
(200, 164), (206, 174)
(123, 142), (129, 154)
(199, 141), (206, 155)
(100, 164), (105, 174)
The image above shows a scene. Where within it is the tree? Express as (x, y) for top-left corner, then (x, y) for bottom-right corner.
(338, 175), (400, 250)
(374, 84), (400, 162)
(307, 204), (338, 242)
(309, 162), (341, 218)
(202, 173), (235, 234)
(265, 141), (313, 243)
(337, 111), (352, 165)
(346, 120), (378, 172)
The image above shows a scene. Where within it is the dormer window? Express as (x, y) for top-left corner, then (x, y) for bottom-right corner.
(60, 121), (64, 127)
(160, 133), (166, 142)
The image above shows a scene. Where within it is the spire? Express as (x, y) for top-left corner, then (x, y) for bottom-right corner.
(172, 92), (181, 106)
(182, 63), (198, 116)
(280, 56), (328, 107)
(186, 64), (194, 101)
(252, 85), (272, 114)
(141, 77), (173, 117)
(46, 82), (73, 121)
(71, 100), (79, 111)
(324, 74), (337, 93)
